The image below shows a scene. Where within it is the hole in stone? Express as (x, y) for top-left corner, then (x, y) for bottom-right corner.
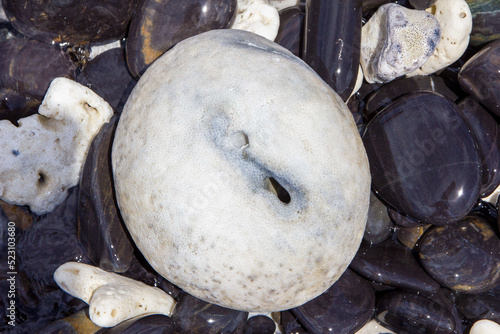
(230, 131), (249, 149)
(459, 12), (466, 18)
(265, 177), (291, 204)
(37, 171), (47, 186)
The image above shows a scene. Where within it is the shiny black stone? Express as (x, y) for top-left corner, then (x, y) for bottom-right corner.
(303, 0), (361, 101)
(388, 208), (427, 227)
(171, 293), (248, 334)
(350, 240), (440, 295)
(292, 269), (374, 334)
(419, 216), (500, 293)
(409, 0), (437, 9)
(78, 115), (135, 273)
(97, 314), (174, 334)
(375, 291), (456, 334)
(244, 315), (276, 334)
(77, 47), (136, 112)
(0, 38), (76, 99)
(126, 0), (237, 78)
(280, 310), (309, 334)
(363, 75), (460, 122)
(457, 97), (500, 197)
(2, 0), (137, 45)
(459, 39), (500, 117)
(452, 283), (500, 323)
(275, 6), (304, 57)
(362, 91), (482, 225)
(0, 88), (39, 126)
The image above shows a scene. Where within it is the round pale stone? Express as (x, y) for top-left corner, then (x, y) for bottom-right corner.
(112, 29), (370, 312)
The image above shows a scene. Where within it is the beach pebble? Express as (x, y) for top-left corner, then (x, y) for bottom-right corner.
(112, 29), (370, 312)
(0, 77), (113, 214)
(54, 262), (176, 328)
(407, 0), (472, 76)
(230, 0), (280, 41)
(360, 3), (441, 83)
(363, 192), (393, 244)
(354, 319), (395, 334)
(470, 319), (500, 334)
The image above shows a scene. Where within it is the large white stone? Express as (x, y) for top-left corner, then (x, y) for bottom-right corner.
(407, 0), (472, 76)
(0, 78), (113, 214)
(470, 319), (500, 334)
(54, 262), (176, 328)
(231, 0), (280, 41)
(361, 3), (441, 83)
(112, 29), (370, 312)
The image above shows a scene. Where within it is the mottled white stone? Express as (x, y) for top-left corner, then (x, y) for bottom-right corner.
(231, 0), (280, 41)
(470, 319), (500, 334)
(269, 0), (299, 11)
(361, 3), (441, 83)
(54, 262), (176, 328)
(407, 0), (472, 76)
(354, 319), (396, 334)
(112, 29), (370, 312)
(0, 78), (113, 214)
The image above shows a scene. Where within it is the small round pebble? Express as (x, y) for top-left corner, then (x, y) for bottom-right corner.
(470, 319), (500, 334)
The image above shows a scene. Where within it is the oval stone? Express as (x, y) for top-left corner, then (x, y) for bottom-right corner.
(362, 91), (482, 225)
(126, 0), (237, 78)
(419, 216), (500, 293)
(2, 0), (136, 45)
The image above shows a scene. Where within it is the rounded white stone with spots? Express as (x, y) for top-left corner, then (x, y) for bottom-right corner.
(54, 262), (176, 328)
(361, 3), (441, 83)
(407, 0), (472, 76)
(112, 29), (370, 312)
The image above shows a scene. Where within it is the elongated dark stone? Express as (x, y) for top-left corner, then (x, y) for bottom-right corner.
(302, 0), (361, 101)
(97, 315), (174, 334)
(459, 38), (500, 117)
(2, 0), (137, 45)
(171, 293), (248, 334)
(388, 208), (426, 227)
(126, 0), (236, 78)
(362, 91), (481, 225)
(0, 38), (76, 99)
(292, 269), (374, 334)
(78, 115), (135, 273)
(419, 216), (500, 293)
(457, 97), (500, 197)
(350, 240), (440, 295)
(275, 6), (304, 57)
(376, 291), (456, 334)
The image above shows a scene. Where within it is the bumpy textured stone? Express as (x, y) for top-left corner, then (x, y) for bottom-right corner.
(362, 91), (481, 225)
(230, 0), (280, 40)
(419, 217), (500, 293)
(407, 0), (472, 76)
(0, 78), (113, 214)
(112, 29), (370, 312)
(361, 3), (441, 83)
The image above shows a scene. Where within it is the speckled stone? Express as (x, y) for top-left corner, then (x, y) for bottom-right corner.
(419, 217), (500, 293)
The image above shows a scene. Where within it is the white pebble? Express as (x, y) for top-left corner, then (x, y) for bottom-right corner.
(407, 0), (472, 76)
(470, 319), (500, 334)
(230, 0), (280, 41)
(54, 262), (176, 328)
(0, 78), (113, 214)
(361, 3), (441, 83)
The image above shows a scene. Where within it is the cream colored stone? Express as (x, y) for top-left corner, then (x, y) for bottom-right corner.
(269, 0), (299, 11)
(231, 0), (280, 41)
(89, 40), (122, 61)
(407, 0), (472, 76)
(0, 78), (113, 214)
(361, 3), (441, 83)
(112, 29), (370, 312)
(470, 319), (500, 334)
(54, 262), (176, 328)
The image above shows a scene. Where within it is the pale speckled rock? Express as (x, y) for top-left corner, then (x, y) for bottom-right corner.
(269, 0), (299, 11)
(354, 319), (396, 334)
(361, 3), (441, 83)
(112, 29), (370, 312)
(54, 262), (176, 328)
(0, 77), (113, 215)
(407, 0), (472, 76)
(470, 319), (500, 334)
(231, 0), (280, 41)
